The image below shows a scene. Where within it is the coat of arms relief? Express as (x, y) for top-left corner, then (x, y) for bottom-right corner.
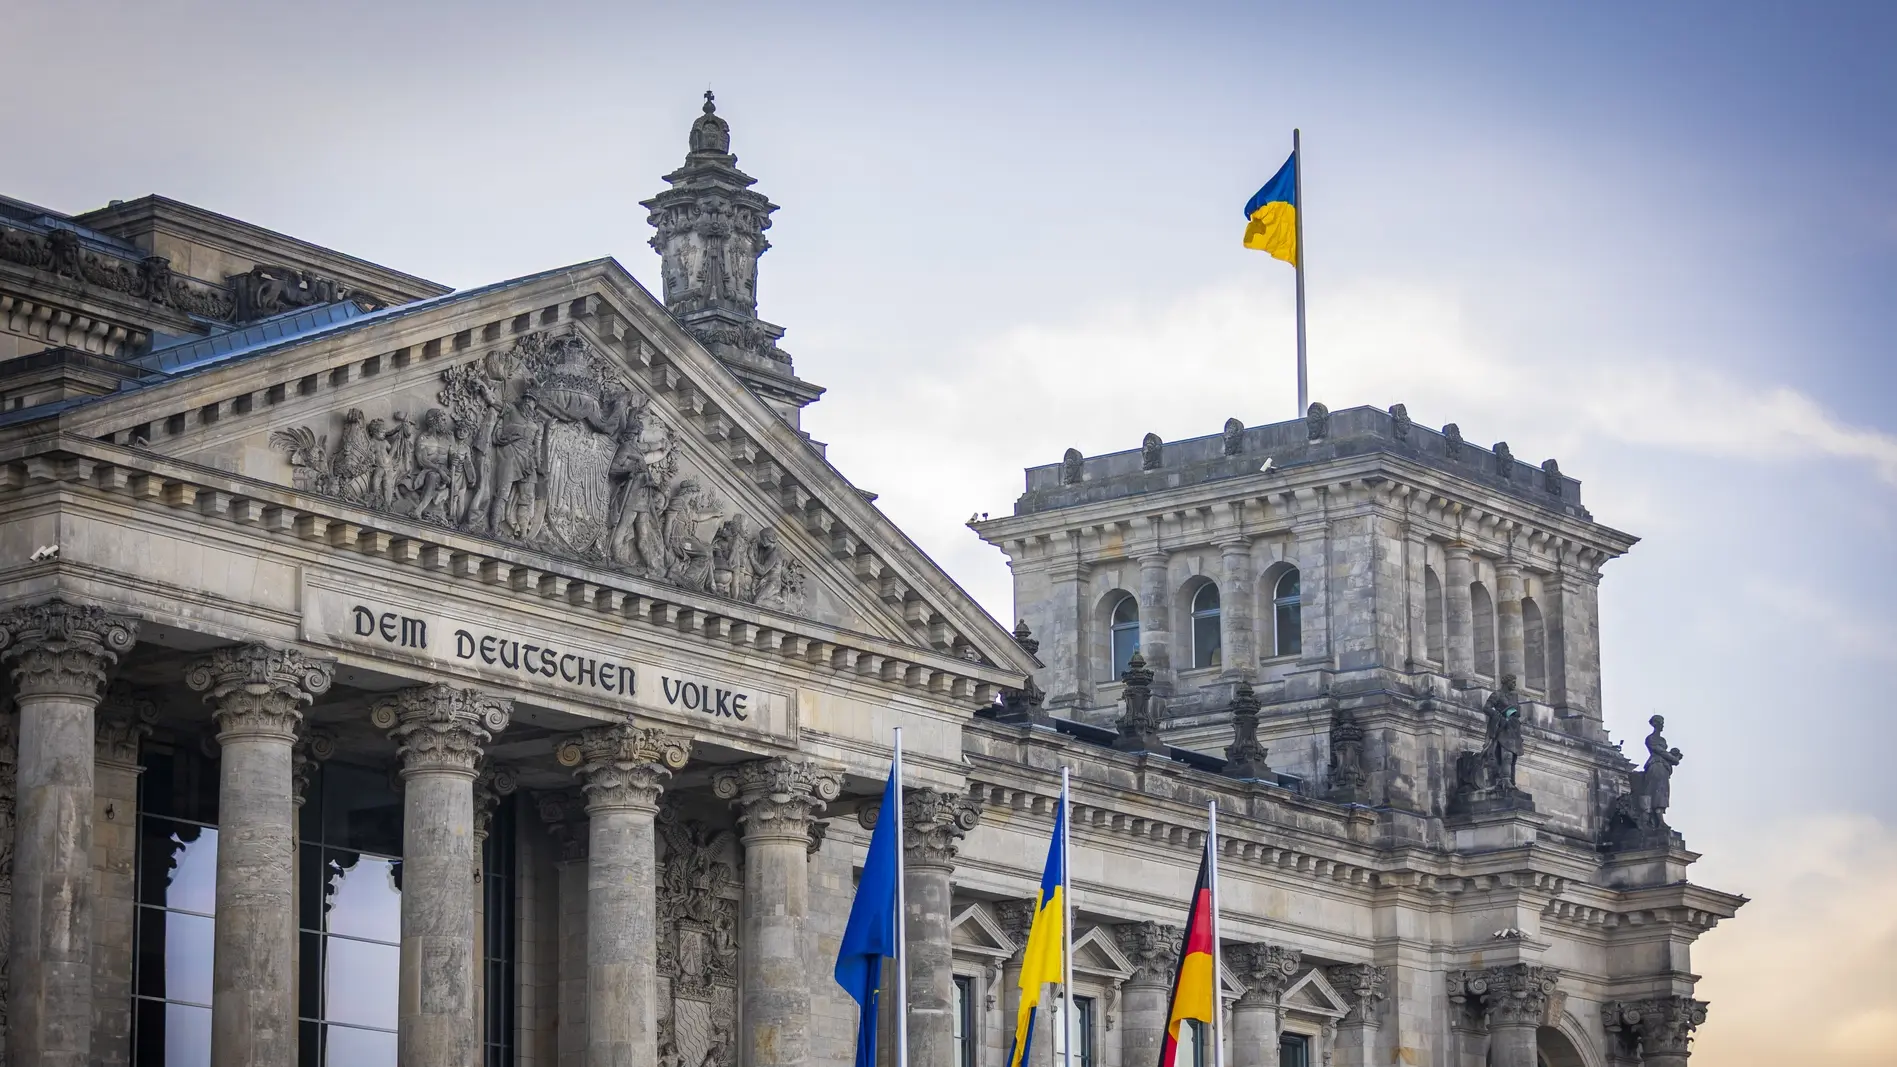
(269, 329), (806, 612)
(656, 804), (740, 1067)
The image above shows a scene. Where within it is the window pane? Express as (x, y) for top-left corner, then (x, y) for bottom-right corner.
(1276, 603), (1301, 656)
(319, 763), (403, 857)
(1193, 614), (1221, 669)
(325, 937), (401, 1030)
(1276, 571), (1300, 600)
(137, 909), (216, 1006)
(1113, 595), (1138, 625)
(1279, 1033), (1310, 1067)
(138, 820), (218, 915)
(134, 997), (211, 1067)
(324, 854), (402, 943)
(140, 748), (219, 824)
(1112, 624), (1140, 679)
(325, 1023), (399, 1067)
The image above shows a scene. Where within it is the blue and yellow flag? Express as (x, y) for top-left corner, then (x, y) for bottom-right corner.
(1243, 152), (1298, 265)
(835, 767), (902, 1067)
(1008, 795), (1068, 1067)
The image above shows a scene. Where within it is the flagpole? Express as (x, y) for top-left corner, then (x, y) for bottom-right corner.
(1205, 801), (1224, 1067)
(1060, 767), (1075, 1067)
(1292, 127), (1308, 420)
(894, 727), (909, 1067)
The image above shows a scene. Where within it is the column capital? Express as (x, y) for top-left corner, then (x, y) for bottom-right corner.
(1443, 541), (1474, 560)
(1446, 964), (1560, 1030)
(555, 721), (689, 814)
(1324, 963), (1388, 1026)
(292, 723), (338, 806)
(1604, 996), (1708, 1059)
(993, 898), (1037, 952)
(534, 788), (590, 862)
(0, 598), (138, 700)
(1213, 536), (1253, 554)
(712, 756), (840, 843)
(371, 683), (512, 779)
(900, 787), (981, 869)
(1112, 921), (1183, 988)
(186, 644), (335, 743)
(1136, 550), (1170, 568)
(1231, 942), (1301, 1007)
(95, 683), (157, 768)
(474, 762), (519, 840)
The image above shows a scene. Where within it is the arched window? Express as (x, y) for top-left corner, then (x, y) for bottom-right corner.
(1272, 568), (1302, 657)
(1522, 596), (1548, 692)
(1471, 582), (1497, 678)
(1190, 584), (1222, 669)
(1110, 594), (1140, 679)
(1424, 566), (1445, 664)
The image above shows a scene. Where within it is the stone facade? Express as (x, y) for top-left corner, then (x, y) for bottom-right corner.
(0, 99), (1738, 1067)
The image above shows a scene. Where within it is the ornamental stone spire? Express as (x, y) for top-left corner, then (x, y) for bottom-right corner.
(643, 92), (824, 425)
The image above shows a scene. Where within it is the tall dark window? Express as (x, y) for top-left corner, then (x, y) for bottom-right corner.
(483, 797), (519, 1067)
(1053, 994), (1098, 1067)
(1279, 1032), (1311, 1067)
(299, 762), (405, 1066)
(1174, 1019), (1207, 1067)
(1190, 585), (1222, 669)
(133, 744), (222, 1067)
(952, 975), (976, 1067)
(1273, 568), (1303, 657)
(1110, 594), (1141, 679)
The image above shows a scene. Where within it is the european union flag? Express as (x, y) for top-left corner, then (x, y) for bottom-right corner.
(835, 767), (901, 1067)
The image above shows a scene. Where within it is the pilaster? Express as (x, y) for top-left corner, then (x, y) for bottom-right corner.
(1324, 964), (1388, 1067)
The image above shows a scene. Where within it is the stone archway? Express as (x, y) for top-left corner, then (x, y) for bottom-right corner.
(1536, 1025), (1587, 1067)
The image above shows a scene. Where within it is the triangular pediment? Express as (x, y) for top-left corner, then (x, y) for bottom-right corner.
(49, 259), (1033, 676)
(1071, 927), (1132, 981)
(951, 904), (1016, 956)
(1280, 969), (1349, 1019)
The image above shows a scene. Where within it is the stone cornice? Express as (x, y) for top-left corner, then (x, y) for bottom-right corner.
(0, 441), (1014, 710)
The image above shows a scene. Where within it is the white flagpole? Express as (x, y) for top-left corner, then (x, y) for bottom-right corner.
(1061, 767), (1075, 1067)
(1205, 801), (1224, 1067)
(1291, 127), (1308, 420)
(894, 727), (910, 1067)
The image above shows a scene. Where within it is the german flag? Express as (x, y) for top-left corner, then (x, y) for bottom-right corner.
(1158, 850), (1216, 1067)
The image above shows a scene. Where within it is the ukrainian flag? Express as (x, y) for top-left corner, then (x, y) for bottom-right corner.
(1242, 152), (1298, 265)
(1008, 795), (1068, 1067)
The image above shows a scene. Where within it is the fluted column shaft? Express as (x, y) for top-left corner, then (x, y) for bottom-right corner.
(715, 758), (840, 1067)
(1443, 545), (1476, 683)
(1496, 563), (1525, 685)
(1324, 964), (1387, 1067)
(0, 600), (137, 1067)
(374, 684), (513, 1067)
(558, 723), (690, 1067)
(1216, 539), (1255, 679)
(187, 644), (333, 1067)
(902, 789), (980, 1067)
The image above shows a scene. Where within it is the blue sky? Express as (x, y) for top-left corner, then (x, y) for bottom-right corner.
(9, 1), (1895, 1060)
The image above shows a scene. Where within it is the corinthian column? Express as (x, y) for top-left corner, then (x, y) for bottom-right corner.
(713, 758), (841, 1067)
(1231, 943), (1301, 1067)
(902, 788), (981, 1067)
(1324, 964), (1388, 1067)
(555, 722), (690, 1067)
(1451, 965), (1558, 1067)
(185, 644), (334, 1067)
(372, 684), (513, 1067)
(0, 599), (137, 1067)
(1603, 996), (1707, 1067)
(1112, 922), (1183, 1067)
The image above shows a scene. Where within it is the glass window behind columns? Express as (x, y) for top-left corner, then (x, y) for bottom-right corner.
(299, 762), (404, 1066)
(132, 743), (222, 1067)
(483, 796), (519, 1067)
(951, 975), (975, 1067)
(1278, 1033), (1310, 1067)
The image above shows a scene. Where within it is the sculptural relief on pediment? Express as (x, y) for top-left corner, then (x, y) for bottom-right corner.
(269, 328), (807, 613)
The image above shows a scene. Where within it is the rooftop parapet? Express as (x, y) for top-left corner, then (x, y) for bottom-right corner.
(1016, 403), (1588, 519)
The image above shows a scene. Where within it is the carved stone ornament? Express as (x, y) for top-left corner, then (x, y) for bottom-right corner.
(370, 684), (512, 778)
(231, 264), (380, 322)
(655, 799), (741, 1067)
(995, 898), (1037, 951)
(0, 221), (237, 319)
(1603, 996), (1708, 1059)
(1326, 705), (1369, 802)
(985, 674), (1050, 727)
(1443, 423), (1463, 460)
(269, 329), (808, 613)
(184, 643), (335, 742)
(95, 683), (158, 766)
(1446, 964), (1559, 1031)
(1306, 401), (1331, 441)
(1492, 442), (1514, 478)
(556, 721), (691, 813)
(1231, 942), (1302, 1007)
(471, 761), (519, 879)
(0, 598), (139, 700)
(901, 788), (981, 868)
(1141, 433), (1163, 470)
(1112, 651), (1165, 755)
(1112, 922), (1183, 988)
(1012, 620), (1040, 658)
(1388, 403), (1412, 440)
(1223, 680), (1270, 780)
(1325, 964), (1389, 1026)
(1061, 448), (1084, 485)
(1223, 417), (1245, 455)
(535, 789), (591, 862)
(711, 757), (840, 842)
(1541, 458), (1562, 496)
(291, 723), (339, 805)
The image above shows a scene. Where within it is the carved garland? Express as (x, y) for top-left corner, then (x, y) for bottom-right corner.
(270, 329), (808, 613)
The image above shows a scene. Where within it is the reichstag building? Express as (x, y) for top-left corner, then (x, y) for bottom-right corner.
(0, 95), (1739, 1067)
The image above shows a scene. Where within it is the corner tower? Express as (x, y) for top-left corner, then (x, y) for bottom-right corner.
(643, 93), (823, 426)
